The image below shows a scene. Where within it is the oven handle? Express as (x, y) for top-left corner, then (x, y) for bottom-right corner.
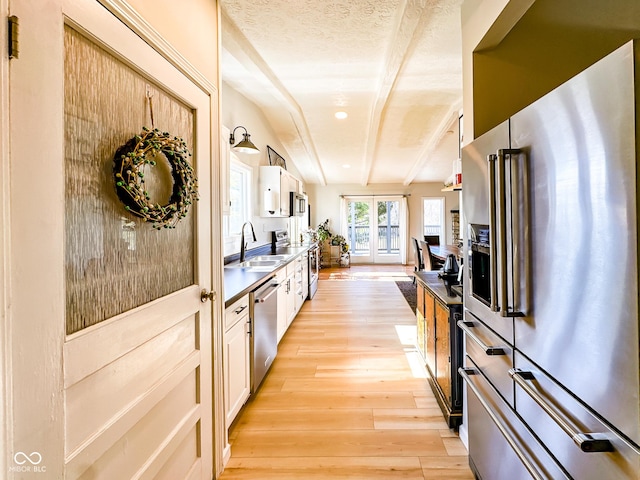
(457, 320), (505, 355)
(459, 367), (546, 480)
(509, 369), (613, 453)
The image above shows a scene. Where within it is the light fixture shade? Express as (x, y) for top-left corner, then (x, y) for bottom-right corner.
(234, 133), (260, 154)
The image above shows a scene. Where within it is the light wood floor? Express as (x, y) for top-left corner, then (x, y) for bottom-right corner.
(219, 265), (475, 479)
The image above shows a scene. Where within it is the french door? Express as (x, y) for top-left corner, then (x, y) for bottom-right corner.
(344, 196), (406, 264)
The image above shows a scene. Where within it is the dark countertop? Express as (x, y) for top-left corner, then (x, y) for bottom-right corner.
(223, 245), (311, 307)
(223, 268), (276, 307)
(414, 271), (462, 306)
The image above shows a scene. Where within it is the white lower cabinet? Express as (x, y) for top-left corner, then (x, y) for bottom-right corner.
(285, 262), (297, 327)
(300, 252), (309, 305)
(276, 267), (288, 343)
(224, 295), (250, 427)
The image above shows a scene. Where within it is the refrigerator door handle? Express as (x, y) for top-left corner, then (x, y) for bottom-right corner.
(457, 320), (506, 355)
(496, 148), (527, 317)
(509, 369), (613, 453)
(459, 367), (546, 480)
(496, 149), (508, 317)
(487, 154), (500, 313)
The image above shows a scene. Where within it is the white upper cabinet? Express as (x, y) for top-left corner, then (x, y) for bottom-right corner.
(260, 166), (301, 217)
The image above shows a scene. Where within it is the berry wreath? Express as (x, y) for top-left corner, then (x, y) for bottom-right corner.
(113, 127), (199, 230)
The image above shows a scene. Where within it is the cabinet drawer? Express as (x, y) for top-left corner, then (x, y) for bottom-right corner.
(461, 362), (569, 480)
(286, 258), (297, 277)
(274, 266), (287, 283)
(460, 309), (514, 407)
(225, 294), (249, 331)
(514, 352), (639, 480)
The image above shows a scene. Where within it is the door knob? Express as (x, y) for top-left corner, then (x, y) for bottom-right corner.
(200, 289), (216, 303)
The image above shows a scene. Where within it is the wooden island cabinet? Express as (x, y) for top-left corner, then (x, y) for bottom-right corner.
(415, 271), (463, 429)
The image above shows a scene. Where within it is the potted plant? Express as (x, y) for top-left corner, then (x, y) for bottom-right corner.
(317, 219), (332, 244)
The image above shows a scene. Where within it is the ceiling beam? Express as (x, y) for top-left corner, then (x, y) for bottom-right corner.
(402, 101), (461, 186)
(361, 0), (434, 186)
(221, 8), (327, 185)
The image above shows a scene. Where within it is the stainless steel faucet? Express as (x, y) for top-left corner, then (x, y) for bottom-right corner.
(239, 221), (257, 262)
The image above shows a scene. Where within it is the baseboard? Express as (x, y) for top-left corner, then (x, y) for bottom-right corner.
(222, 442), (231, 467)
(458, 422), (469, 450)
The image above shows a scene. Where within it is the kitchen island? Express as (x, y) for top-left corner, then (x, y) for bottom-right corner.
(414, 271), (463, 429)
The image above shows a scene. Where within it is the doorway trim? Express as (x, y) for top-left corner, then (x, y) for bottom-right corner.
(1, 0), (11, 474)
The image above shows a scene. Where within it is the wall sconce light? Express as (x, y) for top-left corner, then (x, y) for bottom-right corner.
(229, 126), (260, 154)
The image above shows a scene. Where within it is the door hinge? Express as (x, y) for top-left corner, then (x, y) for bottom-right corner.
(8, 15), (19, 59)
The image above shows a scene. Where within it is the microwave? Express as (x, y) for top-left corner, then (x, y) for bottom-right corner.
(290, 192), (307, 217)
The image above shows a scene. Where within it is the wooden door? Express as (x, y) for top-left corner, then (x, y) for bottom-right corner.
(6, 1), (216, 478)
(416, 282), (426, 359)
(424, 289), (436, 376)
(435, 300), (451, 402)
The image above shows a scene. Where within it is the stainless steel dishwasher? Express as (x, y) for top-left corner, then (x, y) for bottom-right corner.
(250, 278), (279, 392)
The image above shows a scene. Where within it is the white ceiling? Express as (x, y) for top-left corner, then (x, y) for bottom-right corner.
(220, 0), (464, 186)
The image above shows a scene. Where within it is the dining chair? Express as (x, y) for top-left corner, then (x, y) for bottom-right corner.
(421, 241), (444, 271)
(423, 234), (440, 246)
(412, 237), (424, 283)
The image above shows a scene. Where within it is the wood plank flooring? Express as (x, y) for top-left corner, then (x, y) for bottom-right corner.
(219, 265), (474, 479)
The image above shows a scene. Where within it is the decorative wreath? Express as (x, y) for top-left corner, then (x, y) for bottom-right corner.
(113, 127), (199, 229)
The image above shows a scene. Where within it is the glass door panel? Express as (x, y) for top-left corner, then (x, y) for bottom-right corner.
(345, 197), (404, 264)
(347, 200), (371, 257)
(375, 200), (400, 263)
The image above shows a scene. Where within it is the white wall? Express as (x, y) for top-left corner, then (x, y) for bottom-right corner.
(127, 0), (219, 83)
(221, 82), (306, 255)
(306, 182), (460, 263)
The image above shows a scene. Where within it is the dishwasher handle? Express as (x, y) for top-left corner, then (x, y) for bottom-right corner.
(254, 283), (279, 303)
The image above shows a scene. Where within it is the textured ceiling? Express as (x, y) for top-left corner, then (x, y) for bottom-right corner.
(221, 0), (463, 185)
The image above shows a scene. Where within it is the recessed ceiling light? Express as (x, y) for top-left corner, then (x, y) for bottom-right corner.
(342, 164), (351, 169)
(335, 111), (348, 120)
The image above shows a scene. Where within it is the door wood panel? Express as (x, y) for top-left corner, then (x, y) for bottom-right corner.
(435, 300), (451, 401)
(64, 314), (199, 455)
(424, 289), (436, 375)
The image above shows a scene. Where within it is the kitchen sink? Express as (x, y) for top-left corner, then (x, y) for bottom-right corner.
(225, 253), (296, 272)
(226, 258), (282, 272)
(236, 260), (279, 267)
(252, 255), (292, 261)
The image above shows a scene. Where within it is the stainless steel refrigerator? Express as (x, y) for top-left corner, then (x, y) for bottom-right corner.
(460, 40), (640, 479)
